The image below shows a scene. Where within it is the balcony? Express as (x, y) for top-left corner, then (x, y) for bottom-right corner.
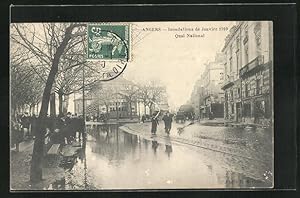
(221, 75), (235, 90)
(239, 55), (264, 78)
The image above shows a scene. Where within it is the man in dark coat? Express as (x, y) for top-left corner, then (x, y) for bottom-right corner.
(162, 111), (173, 135)
(151, 112), (159, 135)
(77, 115), (85, 140)
(151, 113), (159, 135)
(141, 114), (146, 123)
(21, 112), (30, 140)
(64, 112), (73, 144)
(30, 114), (38, 138)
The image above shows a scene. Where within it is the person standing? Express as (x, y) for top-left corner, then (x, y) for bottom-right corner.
(30, 114), (38, 139)
(162, 111), (173, 135)
(21, 112), (30, 140)
(78, 115), (85, 140)
(141, 114), (146, 123)
(151, 112), (159, 135)
(64, 112), (73, 144)
(53, 114), (66, 145)
(11, 119), (22, 152)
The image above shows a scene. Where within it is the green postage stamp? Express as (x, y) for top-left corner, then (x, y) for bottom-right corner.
(87, 24), (130, 61)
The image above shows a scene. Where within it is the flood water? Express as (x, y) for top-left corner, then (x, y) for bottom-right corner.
(56, 124), (272, 190)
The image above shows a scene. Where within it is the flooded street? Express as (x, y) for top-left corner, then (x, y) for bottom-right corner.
(56, 124), (272, 190)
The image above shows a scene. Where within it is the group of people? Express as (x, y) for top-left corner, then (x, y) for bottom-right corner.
(150, 111), (173, 136)
(11, 112), (85, 152)
(49, 112), (85, 145)
(85, 114), (108, 122)
(11, 112), (38, 143)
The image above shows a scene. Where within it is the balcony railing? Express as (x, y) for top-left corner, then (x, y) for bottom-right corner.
(221, 75), (235, 90)
(239, 55), (264, 77)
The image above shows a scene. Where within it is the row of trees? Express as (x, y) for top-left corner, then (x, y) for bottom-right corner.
(88, 79), (167, 119)
(10, 23), (100, 118)
(10, 23), (104, 182)
(10, 23), (165, 183)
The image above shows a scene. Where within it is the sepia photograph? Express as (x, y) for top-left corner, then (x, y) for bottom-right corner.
(10, 21), (274, 190)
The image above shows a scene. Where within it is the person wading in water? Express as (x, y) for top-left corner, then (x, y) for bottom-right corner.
(151, 111), (159, 136)
(162, 111), (173, 135)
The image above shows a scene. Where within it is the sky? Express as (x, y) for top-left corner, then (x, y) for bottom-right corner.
(10, 22), (235, 113)
(123, 21), (235, 110)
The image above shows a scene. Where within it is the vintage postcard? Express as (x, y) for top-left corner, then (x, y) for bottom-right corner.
(10, 21), (273, 190)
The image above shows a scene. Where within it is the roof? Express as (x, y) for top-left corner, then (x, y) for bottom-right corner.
(221, 22), (243, 52)
(74, 76), (136, 100)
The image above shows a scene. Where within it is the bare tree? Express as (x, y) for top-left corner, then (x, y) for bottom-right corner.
(10, 45), (44, 117)
(118, 84), (139, 119)
(137, 84), (151, 115)
(136, 81), (166, 115)
(11, 23), (86, 182)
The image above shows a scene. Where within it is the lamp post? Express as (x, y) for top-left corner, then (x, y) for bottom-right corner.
(82, 63), (86, 140)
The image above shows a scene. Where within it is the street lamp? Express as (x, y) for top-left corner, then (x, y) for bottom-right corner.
(82, 63), (86, 140)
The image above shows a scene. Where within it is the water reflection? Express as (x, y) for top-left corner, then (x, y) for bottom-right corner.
(152, 141), (159, 154)
(51, 124), (272, 189)
(165, 145), (173, 158)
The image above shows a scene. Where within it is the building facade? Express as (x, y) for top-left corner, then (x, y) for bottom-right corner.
(221, 21), (273, 125)
(200, 53), (225, 119)
(74, 76), (138, 119)
(189, 53), (225, 119)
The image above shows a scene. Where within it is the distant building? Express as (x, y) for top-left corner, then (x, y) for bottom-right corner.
(221, 21), (273, 125)
(189, 79), (203, 118)
(189, 53), (225, 119)
(200, 53), (225, 118)
(74, 76), (138, 119)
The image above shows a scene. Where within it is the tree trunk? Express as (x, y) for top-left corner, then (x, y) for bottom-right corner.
(30, 25), (74, 182)
(31, 104), (35, 115)
(129, 102), (132, 120)
(63, 94), (69, 114)
(36, 103), (39, 115)
(49, 93), (56, 117)
(149, 103), (153, 116)
(58, 92), (63, 116)
(138, 102), (141, 119)
(105, 104), (109, 120)
(29, 105), (32, 115)
(144, 104), (146, 115)
(116, 102), (119, 120)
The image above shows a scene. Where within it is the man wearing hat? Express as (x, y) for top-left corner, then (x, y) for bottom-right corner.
(162, 111), (173, 135)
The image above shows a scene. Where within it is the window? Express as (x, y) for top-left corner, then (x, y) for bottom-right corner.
(254, 22), (262, 48)
(245, 83), (249, 97)
(256, 78), (261, 95)
(244, 44), (249, 64)
(237, 88), (241, 98)
(236, 53), (240, 73)
(243, 103), (251, 117)
(229, 57), (233, 72)
(236, 36), (240, 51)
(244, 25), (248, 43)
